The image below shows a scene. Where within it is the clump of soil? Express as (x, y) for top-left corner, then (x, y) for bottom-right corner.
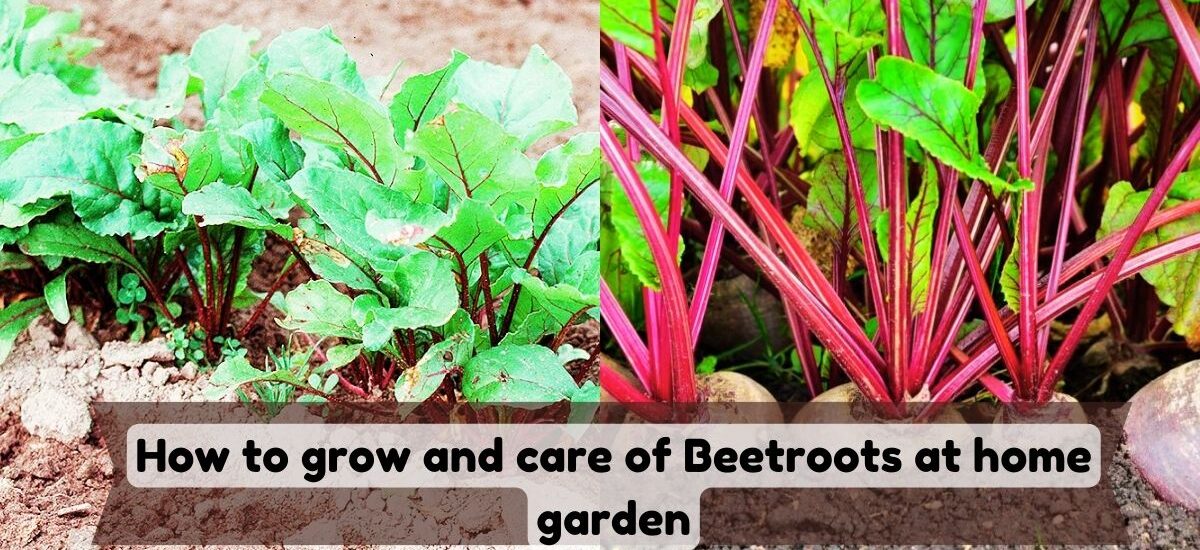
(0, 316), (217, 547)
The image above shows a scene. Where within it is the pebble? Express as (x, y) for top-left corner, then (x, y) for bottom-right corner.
(179, 362), (198, 380)
(55, 503), (92, 517)
(923, 500), (944, 510)
(151, 367), (171, 387)
(142, 361), (160, 379)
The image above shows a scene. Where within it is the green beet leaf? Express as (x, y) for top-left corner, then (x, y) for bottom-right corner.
(0, 298), (46, 365)
(462, 344), (589, 405)
(452, 45), (576, 149)
(901, 0), (975, 82)
(856, 56), (1012, 191)
(187, 25), (261, 118)
(394, 332), (473, 418)
(1099, 178), (1200, 347)
(409, 108), (536, 209)
(277, 279), (360, 339)
(351, 252), (458, 350)
(0, 120), (182, 238)
(19, 222), (146, 275)
(181, 182), (291, 238)
(389, 50), (467, 141)
(288, 166), (449, 265)
(261, 72), (408, 186)
(263, 27), (367, 97)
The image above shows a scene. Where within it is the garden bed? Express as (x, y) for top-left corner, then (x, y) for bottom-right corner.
(0, 0), (600, 546)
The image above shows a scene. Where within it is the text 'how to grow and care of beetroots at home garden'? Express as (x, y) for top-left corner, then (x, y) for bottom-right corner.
(122, 421), (1101, 545)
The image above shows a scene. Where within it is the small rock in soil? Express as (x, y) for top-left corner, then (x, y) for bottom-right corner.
(179, 362), (198, 380)
(20, 387), (91, 443)
(141, 361), (160, 379)
(150, 367), (171, 387)
(55, 503), (92, 517)
(100, 339), (173, 368)
(0, 477), (15, 499)
(63, 321), (99, 351)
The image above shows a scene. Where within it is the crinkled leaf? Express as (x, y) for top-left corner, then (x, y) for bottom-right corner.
(533, 132), (602, 233)
(181, 182), (291, 238)
(351, 252), (458, 350)
(452, 45), (576, 149)
(277, 279), (360, 339)
(423, 198), (509, 263)
(289, 166), (449, 265)
(0, 121), (182, 238)
(409, 108), (536, 209)
(502, 267), (597, 346)
(294, 218), (380, 295)
(462, 344), (588, 405)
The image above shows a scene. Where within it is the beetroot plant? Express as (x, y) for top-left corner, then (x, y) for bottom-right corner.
(600, 0), (1200, 419)
(0, 1), (599, 412)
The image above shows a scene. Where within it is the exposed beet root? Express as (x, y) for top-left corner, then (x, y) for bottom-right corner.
(994, 393), (1088, 424)
(697, 371), (782, 423)
(791, 383), (963, 424)
(1125, 360), (1200, 511)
